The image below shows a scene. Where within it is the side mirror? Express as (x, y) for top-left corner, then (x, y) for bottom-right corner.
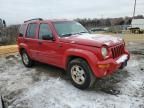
(19, 33), (23, 37)
(42, 35), (54, 40)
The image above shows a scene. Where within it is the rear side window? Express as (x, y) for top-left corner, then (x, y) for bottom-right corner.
(26, 23), (37, 38)
(19, 24), (26, 37)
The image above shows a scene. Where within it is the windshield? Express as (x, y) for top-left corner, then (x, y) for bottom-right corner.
(54, 21), (88, 37)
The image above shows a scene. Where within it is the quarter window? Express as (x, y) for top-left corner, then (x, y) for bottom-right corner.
(19, 24), (26, 37)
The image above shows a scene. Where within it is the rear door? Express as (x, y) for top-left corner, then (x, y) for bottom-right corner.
(24, 23), (38, 59)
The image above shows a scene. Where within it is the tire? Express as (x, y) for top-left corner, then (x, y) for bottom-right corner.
(21, 50), (34, 67)
(67, 58), (95, 90)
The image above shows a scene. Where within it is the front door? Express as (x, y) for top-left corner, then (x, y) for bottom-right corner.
(37, 23), (62, 67)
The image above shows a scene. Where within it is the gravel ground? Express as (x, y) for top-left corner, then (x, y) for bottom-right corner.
(0, 42), (144, 108)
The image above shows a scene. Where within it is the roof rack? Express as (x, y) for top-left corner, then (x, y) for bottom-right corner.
(24, 18), (43, 23)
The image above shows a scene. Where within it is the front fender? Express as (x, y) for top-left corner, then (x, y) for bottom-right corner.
(63, 48), (98, 77)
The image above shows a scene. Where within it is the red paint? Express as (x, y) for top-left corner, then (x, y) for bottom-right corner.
(17, 19), (130, 78)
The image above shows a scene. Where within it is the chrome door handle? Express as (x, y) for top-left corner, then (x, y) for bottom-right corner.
(38, 41), (42, 45)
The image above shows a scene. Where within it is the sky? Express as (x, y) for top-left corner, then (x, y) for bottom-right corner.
(0, 0), (144, 25)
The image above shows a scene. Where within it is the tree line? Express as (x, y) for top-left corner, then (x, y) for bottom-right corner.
(0, 15), (144, 45)
(75, 15), (144, 29)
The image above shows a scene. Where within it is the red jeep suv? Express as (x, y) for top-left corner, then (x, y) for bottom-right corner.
(17, 18), (130, 89)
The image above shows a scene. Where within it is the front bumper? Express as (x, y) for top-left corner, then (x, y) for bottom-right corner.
(93, 53), (129, 78)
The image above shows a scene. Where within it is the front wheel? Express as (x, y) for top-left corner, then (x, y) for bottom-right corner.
(67, 58), (95, 90)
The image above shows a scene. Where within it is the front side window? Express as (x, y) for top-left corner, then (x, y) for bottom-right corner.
(39, 24), (52, 40)
(54, 21), (88, 37)
(26, 23), (37, 38)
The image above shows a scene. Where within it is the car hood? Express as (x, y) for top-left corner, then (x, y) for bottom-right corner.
(59, 33), (123, 47)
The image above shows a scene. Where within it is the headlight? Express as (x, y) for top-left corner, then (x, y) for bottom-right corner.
(101, 47), (108, 58)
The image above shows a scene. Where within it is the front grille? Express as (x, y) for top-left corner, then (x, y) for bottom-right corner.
(111, 44), (124, 58)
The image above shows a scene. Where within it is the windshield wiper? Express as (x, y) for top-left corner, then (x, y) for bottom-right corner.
(61, 32), (88, 37)
(79, 31), (88, 34)
(71, 32), (88, 35)
(61, 33), (73, 37)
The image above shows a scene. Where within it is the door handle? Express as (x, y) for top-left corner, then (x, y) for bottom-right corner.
(38, 41), (42, 45)
(58, 44), (62, 48)
(24, 40), (28, 43)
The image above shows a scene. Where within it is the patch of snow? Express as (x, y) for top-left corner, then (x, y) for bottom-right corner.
(116, 54), (128, 64)
(0, 49), (144, 108)
(76, 34), (123, 45)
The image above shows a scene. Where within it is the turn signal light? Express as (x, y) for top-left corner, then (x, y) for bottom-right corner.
(98, 64), (110, 69)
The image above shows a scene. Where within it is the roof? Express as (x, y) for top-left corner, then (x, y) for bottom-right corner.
(24, 18), (73, 24)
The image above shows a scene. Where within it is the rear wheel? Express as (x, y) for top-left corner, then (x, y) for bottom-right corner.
(21, 50), (34, 67)
(68, 58), (95, 90)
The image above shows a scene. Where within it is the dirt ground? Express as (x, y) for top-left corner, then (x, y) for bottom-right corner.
(0, 42), (144, 108)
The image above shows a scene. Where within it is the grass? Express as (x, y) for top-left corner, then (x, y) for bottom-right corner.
(0, 45), (18, 55)
(122, 34), (144, 43)
(97, 32), (144, 43)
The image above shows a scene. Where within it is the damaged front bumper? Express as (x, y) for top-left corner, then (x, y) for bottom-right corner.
(94, 53), (130, 78)
(116, 54), (128, 69)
